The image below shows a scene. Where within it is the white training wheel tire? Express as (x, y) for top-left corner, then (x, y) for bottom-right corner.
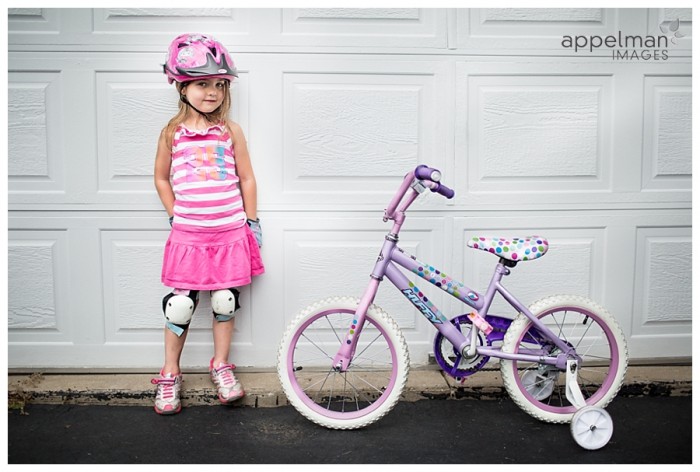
(570, 406), (614, 450)
(521, 370), (556, 401)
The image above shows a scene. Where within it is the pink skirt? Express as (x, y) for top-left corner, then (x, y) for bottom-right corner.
(161, 224), (264, 290)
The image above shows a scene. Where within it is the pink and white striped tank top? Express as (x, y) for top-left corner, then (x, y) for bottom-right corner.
(170, 123), (246, 232)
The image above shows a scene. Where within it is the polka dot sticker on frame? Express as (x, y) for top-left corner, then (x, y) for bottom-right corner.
(470, 236), (549, 262)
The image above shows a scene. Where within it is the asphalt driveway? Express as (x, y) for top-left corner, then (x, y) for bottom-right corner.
(7, 396), (692, 464)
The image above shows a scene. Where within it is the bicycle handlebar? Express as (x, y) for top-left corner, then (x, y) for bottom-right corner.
(415, 165), (454, 199)
(384, 165), (454, 221)
(414, 165), (442, 182)
(428, 181), (455, 199)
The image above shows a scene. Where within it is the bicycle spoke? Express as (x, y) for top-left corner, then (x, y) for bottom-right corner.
(346, 370), (391, 395)
(325, 314), (346, 345)
(352, 348), (393, 367)
(353, 332), (384, 361)
(300, 332), (335, 361)
(300, 372), (334, 394)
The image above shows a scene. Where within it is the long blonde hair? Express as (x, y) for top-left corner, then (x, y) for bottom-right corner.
(162, 80), (232, 148)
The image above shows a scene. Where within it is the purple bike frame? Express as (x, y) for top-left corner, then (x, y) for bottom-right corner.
(331, 169), (577, 372)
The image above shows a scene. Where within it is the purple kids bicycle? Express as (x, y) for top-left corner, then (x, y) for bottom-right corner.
(278, 165), (628, 450)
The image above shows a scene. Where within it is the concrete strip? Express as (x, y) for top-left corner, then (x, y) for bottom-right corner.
(403, 369), (451, 401)
(7, 365), (692, 410)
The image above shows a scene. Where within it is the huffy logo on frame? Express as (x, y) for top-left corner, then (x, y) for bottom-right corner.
(561, 18), (685, 61)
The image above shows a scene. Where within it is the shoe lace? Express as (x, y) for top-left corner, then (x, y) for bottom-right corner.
(214, 363), (237, 387)
(151, 376), (177, 401)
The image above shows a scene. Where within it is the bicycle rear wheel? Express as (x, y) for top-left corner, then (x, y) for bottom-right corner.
(277, 297), (409, 429)
(500, 295), (628, 424)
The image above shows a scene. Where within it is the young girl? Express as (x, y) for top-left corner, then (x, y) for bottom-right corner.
(151, 33), (264, 415)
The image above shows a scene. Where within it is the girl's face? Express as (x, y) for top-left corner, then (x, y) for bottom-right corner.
(181, 78), (228, 114)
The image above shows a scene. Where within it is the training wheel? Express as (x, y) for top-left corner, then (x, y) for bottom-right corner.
(521, 369), (556, 401)
(570, 406), (614, 450)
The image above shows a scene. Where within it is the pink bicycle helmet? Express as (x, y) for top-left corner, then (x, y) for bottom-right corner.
(163, 33), (238, 84)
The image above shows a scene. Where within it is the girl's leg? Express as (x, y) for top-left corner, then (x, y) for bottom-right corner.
(161, 288), (199, 374)
(212, 317), (234, 366)
(209, 317), (244, 402)
(163, 326), (188, 375)
(153, 321), (189, 415)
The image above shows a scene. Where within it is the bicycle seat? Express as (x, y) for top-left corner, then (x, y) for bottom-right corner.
(469, 236), (549, 262)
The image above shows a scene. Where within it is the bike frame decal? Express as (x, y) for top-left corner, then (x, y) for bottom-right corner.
(413, 263), (480, 303)
(391, 247), (483, 311)
(401, 282), (446, 324)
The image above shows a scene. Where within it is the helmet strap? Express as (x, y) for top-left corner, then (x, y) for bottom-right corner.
(180, 95), (219, 123)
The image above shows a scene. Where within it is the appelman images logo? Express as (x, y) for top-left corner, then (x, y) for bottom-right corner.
(659, 18), (684, 44)
(561, 18), (684, 61)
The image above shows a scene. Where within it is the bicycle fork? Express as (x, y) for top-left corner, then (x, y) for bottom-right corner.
(331, 278), (381, 372)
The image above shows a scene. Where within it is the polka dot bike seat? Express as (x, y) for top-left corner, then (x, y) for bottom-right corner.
(469, 236), (549, 262)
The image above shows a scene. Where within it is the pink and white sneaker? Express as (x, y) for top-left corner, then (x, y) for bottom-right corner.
(209, 358), (245, 403)
(151, 370), (182, 415)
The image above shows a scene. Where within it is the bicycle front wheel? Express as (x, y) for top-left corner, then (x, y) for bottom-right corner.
(500, 295), (628, 424)
(277, 297), (409, 429)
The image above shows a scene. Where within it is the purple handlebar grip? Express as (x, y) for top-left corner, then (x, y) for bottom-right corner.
(435, 183), (455, 199)
(415, 165), (454, 198)
(414, 165), (441, 182)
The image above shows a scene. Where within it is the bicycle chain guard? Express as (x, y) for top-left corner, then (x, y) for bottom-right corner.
(433, 313), (511, 380)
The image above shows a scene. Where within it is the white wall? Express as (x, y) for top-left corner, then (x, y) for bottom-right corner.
(7, 8), (692, 371)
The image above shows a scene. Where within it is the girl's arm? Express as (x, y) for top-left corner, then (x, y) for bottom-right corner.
(229, 121), (258, 221)
(154, 129), (175, 217)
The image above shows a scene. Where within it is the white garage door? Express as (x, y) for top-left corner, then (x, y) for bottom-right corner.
(7, 8), (692, 371)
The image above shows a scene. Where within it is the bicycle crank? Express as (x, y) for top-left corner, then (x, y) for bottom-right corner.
(433, 314), (490, 379)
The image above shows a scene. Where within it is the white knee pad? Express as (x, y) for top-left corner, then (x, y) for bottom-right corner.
(211, 288), (239, 317)
(163, 291), (198, 325)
